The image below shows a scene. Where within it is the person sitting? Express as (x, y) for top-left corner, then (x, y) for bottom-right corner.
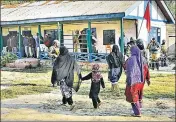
(49, 40), (60, 59)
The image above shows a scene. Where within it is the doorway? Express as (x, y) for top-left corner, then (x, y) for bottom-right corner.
(148, 27), (161, 44)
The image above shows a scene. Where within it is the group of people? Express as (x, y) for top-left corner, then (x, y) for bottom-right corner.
(4, 33), (41, 58)
(22, 33), (41, 58)
(6, 33), (20, 53)
(4, 32), (61, 60)
(121, 33), (167, 70)
(51, 37), (151, 117)
(73, 29), (98, 53)
(147, 38), (167, 70)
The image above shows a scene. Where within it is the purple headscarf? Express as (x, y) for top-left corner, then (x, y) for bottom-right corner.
(126, 46), (144, 86)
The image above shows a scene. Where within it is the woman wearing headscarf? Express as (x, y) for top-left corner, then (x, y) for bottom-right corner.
(51, 46), (81, 110)
(81, 64), (105, 109)
(106, 45), (124, 96)
(124, 46), (144, 117)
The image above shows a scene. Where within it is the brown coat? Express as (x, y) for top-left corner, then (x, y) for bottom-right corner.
(28, 37), (36, 48)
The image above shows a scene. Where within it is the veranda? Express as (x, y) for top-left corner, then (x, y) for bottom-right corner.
(1, 17), (126, 63)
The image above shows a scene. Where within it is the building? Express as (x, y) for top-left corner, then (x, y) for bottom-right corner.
(0, 0), (175, 62)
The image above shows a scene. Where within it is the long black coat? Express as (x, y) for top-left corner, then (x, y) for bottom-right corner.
(82, 73), (105, 99)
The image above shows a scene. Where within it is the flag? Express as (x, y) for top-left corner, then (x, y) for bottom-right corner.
(144, 1), (151, 33)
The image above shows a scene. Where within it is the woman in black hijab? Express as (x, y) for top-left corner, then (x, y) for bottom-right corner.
(51, 46), (81, 110)
(106, 45), (124, 96)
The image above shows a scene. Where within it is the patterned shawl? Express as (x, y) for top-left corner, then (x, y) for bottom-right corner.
(92, 64), (102, 82)
(126, 46), (144, 86)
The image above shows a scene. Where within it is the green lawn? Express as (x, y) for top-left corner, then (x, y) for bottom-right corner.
(1, 69), (175, 100)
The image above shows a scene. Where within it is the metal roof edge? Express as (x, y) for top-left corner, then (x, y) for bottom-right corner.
(124, 1), (142, 16)
(1, 12), (125, 26)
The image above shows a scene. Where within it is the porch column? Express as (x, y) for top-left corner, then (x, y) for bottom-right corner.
(87, 21), (92, 62)
(120, 18), (124, 55)
(18, 26), (22, 58)
(0, 27), (3, 54)
(38, 25), (41, 59)
(58, 22), (63, 46)
(87, 21), (92, 53)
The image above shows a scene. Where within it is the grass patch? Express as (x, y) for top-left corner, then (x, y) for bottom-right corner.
(1, 69), (175, 100)
(143, 73), (175, 99)
(1, 86), (53, 100)
(1, 69), (56, 100)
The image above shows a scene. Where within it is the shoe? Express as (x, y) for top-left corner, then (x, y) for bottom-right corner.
(131, 114), (141, 117)
(70, 105), (75, 111)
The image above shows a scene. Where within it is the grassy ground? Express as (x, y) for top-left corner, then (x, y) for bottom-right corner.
(1, 68), (175, 100)
(1, 68), (175, 121)
(1, 68), (55, 99)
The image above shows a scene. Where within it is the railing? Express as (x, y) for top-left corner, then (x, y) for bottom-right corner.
(69, 52), (108, 63)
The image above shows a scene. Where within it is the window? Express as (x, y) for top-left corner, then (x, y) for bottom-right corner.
(83, 28), (97, 38)
(103, 30), (115, 45)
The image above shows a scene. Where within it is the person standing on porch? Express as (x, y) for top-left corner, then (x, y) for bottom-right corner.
(7, 35), (12, 52)
(28, 34), (36, 58)
(34, 33), (40, 58)
(73, 30), (80, 52)
(51, 46), (82, 111)
(79, 29), (87, 53)
(106, 45), (123, 96)
(124, 46), (144, 117)
(91, 31), (98, 53)
(23, 35), (29, 57)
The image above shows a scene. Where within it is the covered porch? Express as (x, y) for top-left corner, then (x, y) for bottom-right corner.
(1, 1), (139, 63)
(1, 18), (126, 63)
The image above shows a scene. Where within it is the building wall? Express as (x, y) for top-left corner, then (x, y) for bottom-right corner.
(138, 19), (166, 48)
(2, 20), (136, 53)
(129, 1), (166, 21)
(63, 20), (136, 53)
(128, 0), (167, 48)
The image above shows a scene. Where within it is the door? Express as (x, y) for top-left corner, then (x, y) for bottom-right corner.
(148, 27), (161, 44)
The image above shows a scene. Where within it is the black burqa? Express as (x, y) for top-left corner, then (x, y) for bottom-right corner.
(51, 46), (81, 92)
(106, 45), (123, 80)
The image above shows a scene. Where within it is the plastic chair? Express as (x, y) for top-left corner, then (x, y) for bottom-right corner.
(105, 45), (112, 53)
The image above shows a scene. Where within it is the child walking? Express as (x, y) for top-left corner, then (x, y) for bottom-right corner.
(81, 64), (105, 109)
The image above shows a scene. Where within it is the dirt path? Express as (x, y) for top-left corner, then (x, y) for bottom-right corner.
(1, 89), (175, 121)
